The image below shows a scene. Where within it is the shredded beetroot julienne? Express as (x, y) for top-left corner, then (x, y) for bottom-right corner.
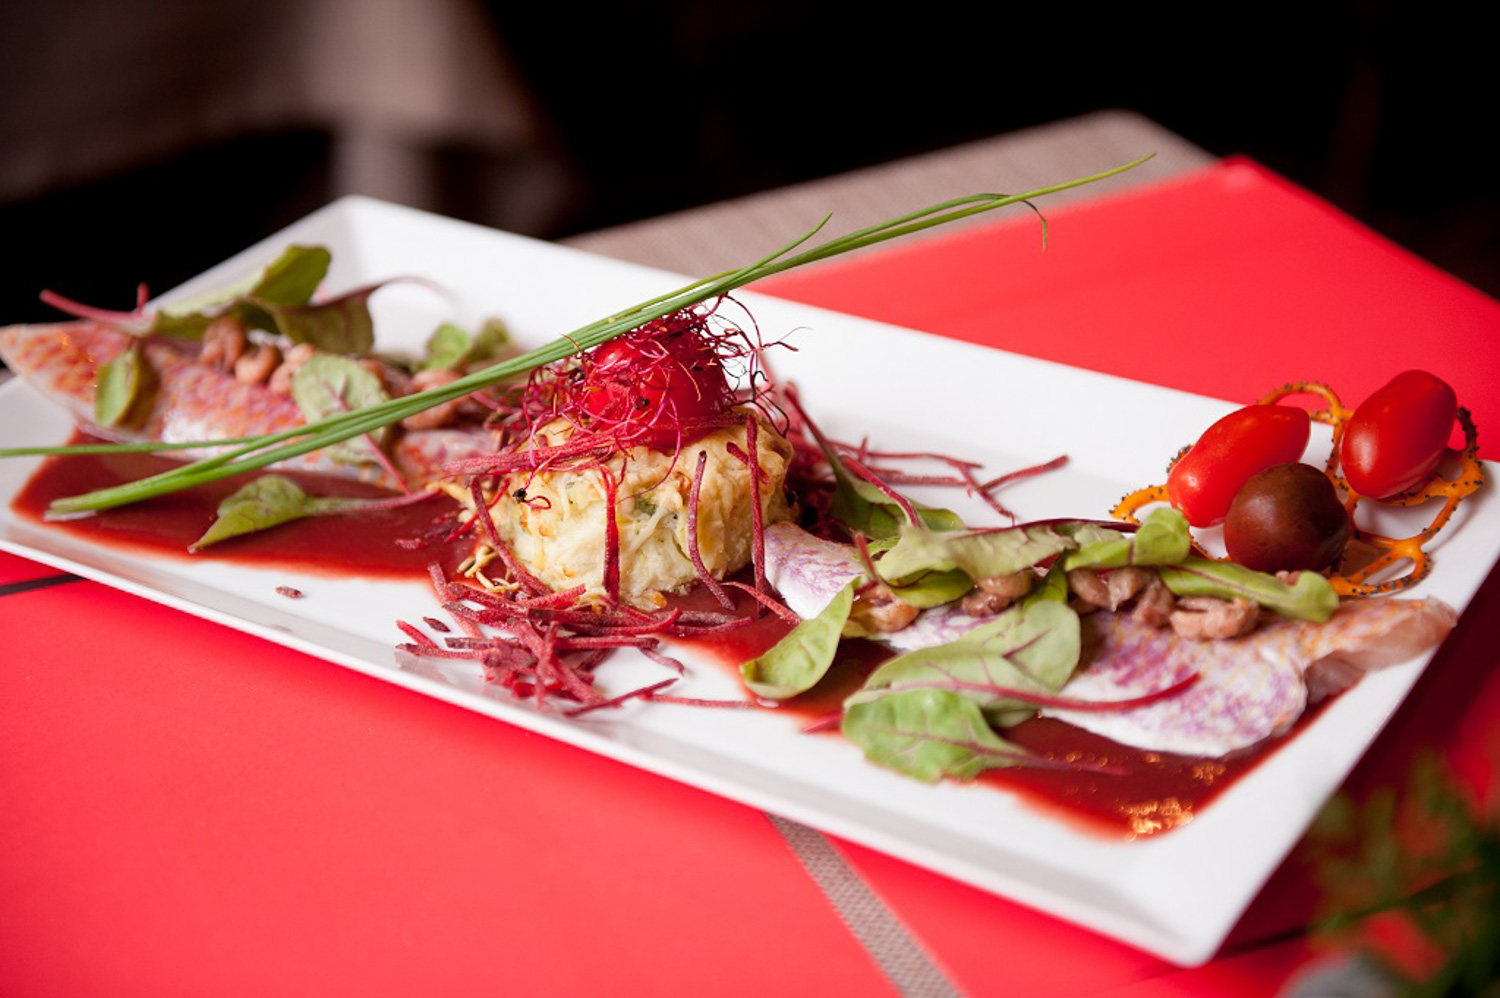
(841, 453), (921, 525)
(564, 678), (679, 717)
(722, 580), (801, 626)
(724, 411), (771, 594)
(637, 644), (688, 675)
(600, 466), (622, 603)
(743, 414), (767, 592)
(397, 619), (439, 648)
(644, 692), (760, 709)
(426, 562), (473, 637)
(465, 528), (551, 598)
(877, 674), (1203, 712)
(394, 508), (475, 551)
(514, 584), (589, 610)
(686, 450), (735, 611)
(398, 554), (787, 712)
(468, 477), (503, 547)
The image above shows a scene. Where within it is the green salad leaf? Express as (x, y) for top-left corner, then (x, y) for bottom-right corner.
(421, 318), (514, 371)
(1158, 557), (1339, 622)
(841, 689), (1034, 782)
(1024, 563), (1072, 605)
(150, 245), (333, 341)
(1061, 507), (1193, 571)
(93, 341), (153, 428)
(849, 600), (1080, 727)
(191, 475), (384, 549)
(741, 579), (856, 700)
(876, 522), (1076, 587)
(289, 355), (392, 466)
(260, 285), (379, 355)
(887, 568), (973, 610)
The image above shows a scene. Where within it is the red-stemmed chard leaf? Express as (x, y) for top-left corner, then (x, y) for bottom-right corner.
(190, 475), (429, 550)
(847, 599), (1080, 728)
(841, 689), (1041, 782)
(740, 579), (856, 700)
(1158, 557), (1338, 622)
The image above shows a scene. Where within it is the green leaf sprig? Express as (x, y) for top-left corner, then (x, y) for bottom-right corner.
(740, 579), (857, 699)
(190, 474), (407, 549)
(31, 158), (1150, 515)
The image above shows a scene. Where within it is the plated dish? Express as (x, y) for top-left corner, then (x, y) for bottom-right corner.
(3, 195), (1497, 965)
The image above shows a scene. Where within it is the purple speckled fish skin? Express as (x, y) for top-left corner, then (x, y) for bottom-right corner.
(763, 521), (863, 618)
(1050, 598), (1456, 755)
(762, 521), (1457, 756)
(0, 320), (495, 489)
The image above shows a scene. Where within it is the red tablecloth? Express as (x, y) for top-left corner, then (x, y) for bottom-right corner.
(4, 158), (1498, 996)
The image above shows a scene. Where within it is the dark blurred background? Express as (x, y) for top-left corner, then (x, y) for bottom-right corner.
(1, 0), (1493, 326)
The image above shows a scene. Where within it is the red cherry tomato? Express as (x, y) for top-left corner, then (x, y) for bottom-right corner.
(1339, 370), (1458, 499)
(582, 329), (729, 450)
(1166, 404), (1311, 528)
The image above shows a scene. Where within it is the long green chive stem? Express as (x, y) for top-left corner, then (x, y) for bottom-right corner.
(40, 158), (1149, 514)
(0, 437), (270, 457)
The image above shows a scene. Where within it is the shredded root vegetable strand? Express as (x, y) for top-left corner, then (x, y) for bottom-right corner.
(687, 450), (735, 611)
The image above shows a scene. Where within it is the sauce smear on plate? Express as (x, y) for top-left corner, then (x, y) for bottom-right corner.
(11, 436), (465, 579)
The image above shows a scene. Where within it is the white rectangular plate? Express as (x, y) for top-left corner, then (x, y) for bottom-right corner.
(4, 196), (1497, 965)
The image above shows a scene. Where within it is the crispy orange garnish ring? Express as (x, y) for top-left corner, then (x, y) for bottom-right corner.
(1330, 407), (1483, 596)
(1111, 383), (1484, 597)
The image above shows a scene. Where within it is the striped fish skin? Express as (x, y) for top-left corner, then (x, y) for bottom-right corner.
(0, 320), (495, 489)
(1048, 597), (1455, 756)
(763, 521), (862, 618)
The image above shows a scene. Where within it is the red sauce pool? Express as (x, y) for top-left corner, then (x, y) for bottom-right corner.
(11, 438), (468, 579)
(14, 443), (1302, 839)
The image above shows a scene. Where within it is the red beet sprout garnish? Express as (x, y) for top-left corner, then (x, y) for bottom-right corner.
(508, 301), (763, 457)
(767, 378), (1074, 540)
(970, 455), (1069, 521)
(841, 452), (922, 526)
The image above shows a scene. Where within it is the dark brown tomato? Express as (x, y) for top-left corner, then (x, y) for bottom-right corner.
(1224, 463), (1352, 573)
